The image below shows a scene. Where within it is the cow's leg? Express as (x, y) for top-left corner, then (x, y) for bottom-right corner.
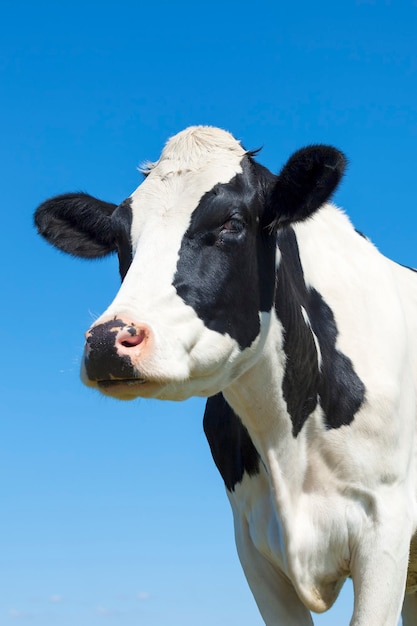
(233, 514), (313, 626)
(349, 520), (410, 626)
(402, 592), (417, 626)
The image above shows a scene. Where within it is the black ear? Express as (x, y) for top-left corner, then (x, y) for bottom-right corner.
(34, 193), (118, 258)
(268, 145), (346, 229)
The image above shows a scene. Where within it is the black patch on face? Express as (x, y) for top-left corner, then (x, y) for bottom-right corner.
(84, 319), (136, 381)
(173, 157), (277, 350)
(276, 228), (366, 435)
(111, 198), (133, 280)
(203, 393), (260, 492)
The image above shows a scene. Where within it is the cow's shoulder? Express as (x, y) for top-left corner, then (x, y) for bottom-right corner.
(203, 393), (260, 491)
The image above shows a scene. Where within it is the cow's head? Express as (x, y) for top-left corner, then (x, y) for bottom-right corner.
(35, 126), (345, 401)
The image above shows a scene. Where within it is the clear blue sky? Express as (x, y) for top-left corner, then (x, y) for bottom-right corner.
(1, 1), (416, 624)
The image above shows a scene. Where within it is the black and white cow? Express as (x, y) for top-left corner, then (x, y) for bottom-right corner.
(34, 126), (417, 625)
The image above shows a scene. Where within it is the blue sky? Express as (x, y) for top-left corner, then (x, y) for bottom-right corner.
(1, 1), (417, 624)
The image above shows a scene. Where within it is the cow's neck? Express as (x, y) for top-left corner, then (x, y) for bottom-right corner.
(223, 233), (321, 504)
(223, 313), (311, 507)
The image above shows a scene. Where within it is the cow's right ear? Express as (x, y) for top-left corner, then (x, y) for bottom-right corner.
(34, 193), (118, 259)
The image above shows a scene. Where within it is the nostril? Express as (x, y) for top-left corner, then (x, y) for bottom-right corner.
(121, 339), (135, 348)
(118, 327), (146, 349)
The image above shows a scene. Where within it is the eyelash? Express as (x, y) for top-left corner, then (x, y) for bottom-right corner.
(221, 217), (245, 234)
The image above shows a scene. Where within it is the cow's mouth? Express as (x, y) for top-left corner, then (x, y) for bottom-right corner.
(97, 378), (147, 388)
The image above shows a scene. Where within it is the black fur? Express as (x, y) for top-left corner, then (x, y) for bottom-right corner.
(173, 158), (277, 350)
(34, 193), (118, 258)
(203, 393), (261, 492)
(111, 198), (133, 280)
(269, 145), (346, 229)
(276, 228), (366, 435)
(275, 229), (321, 435)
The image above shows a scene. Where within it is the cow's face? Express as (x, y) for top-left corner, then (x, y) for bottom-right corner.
(35, 126), (345, 401)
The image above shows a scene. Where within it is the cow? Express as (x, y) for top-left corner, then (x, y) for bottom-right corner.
(34, 126), (417, 625)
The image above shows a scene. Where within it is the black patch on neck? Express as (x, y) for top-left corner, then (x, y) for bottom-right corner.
(276, 228), (366, 436)
(111, 198), (133, 280)
(203, 393), (260, 492)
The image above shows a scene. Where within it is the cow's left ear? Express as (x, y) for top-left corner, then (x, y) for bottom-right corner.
(34, 193), (118, 258)
(268, 145), (346, 229)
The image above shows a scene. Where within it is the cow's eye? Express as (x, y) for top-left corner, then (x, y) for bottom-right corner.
(221, 217), (245, 234)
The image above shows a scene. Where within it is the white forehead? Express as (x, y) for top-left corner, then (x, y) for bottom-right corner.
(129, 126), (246, 245)
(145, 125), (246, 173)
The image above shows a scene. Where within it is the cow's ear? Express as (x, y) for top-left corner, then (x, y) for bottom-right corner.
(34, 193), (118, 258)
(268, 145), (346, 229)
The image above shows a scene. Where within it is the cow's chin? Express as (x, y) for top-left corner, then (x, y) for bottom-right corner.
(97, 378), (151, 401)
(98, 380), (197, 401)
(80, 369), (226, 402)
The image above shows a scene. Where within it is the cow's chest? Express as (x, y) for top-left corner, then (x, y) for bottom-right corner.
(228, 469), (353, 612)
